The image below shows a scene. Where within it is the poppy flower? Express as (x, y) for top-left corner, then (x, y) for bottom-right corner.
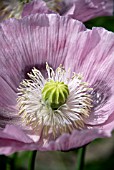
(0, 13), (114, 155)
(22, 0), (113, 22)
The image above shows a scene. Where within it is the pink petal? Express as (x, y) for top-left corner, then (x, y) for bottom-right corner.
(65, 0), (113, 22)
(22, 0), (113, 22)
(22, 0), (53, 17)
(100, 112), (114, 136)
(0, 140), (37, 155)
(0, 125), (33, 143)
(41, 128), (106, 151)
(0, 126), (111, 155)
(64, 27), (114, 126)
(0, 125), (36, 155)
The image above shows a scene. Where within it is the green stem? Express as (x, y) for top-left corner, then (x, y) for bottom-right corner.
(0, 155), (7, 170)
(10, 152), (18, 170)
(28, 150), (37, 170)
(76, 145), (86, 170)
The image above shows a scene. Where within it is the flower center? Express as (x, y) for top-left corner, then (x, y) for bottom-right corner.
(17, 63), (93, 140)
(42, 80), (69, 110)
(46, 0), (62, 13)
(0, 0), (23, 20)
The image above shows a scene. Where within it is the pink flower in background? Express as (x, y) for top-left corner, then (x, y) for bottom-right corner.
(22, 0), (113, 22)
(0, 13), (114, 155)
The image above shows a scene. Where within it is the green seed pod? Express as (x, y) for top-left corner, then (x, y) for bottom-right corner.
(42, 80), (69, 110)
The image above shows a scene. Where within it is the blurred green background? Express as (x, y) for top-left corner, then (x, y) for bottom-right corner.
(85, 16), (114, 32)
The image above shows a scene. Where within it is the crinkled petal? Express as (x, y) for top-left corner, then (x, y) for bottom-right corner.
(0, 125), (34, 155)
(65, 0), (113, 22)
(22, 0), (53, 17)
(40, 128), (107, 151)
(0, 127), (108, 155)
(22, 0), (113, 22)
(64, 27), (114, 127)
(0, 140), (37, 155)
(0, 126), (40, 155)
(97, 112), (114, 136)
(2, 125), (33, 143)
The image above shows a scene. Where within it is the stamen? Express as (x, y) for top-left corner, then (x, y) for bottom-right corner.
(46, 0), (62, 13)
(0, 1), (23, 20)
(17, 63), (93, 139)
